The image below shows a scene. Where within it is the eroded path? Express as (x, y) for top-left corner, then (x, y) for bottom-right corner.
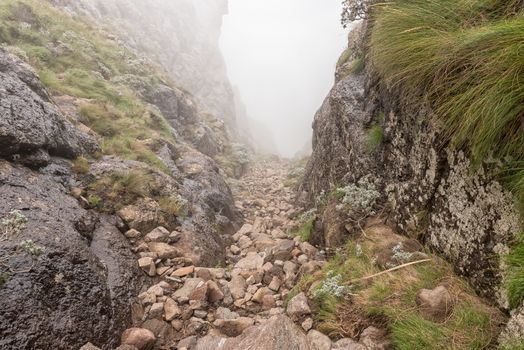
(95, 160), (330, 350)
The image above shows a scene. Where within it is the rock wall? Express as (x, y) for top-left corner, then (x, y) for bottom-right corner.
(0, 49), (143, 350)
(0, 2), (241, 346)
(302, 22), (522, 305)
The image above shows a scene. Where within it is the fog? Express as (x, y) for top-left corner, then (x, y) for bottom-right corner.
(220, 0), (348, 157)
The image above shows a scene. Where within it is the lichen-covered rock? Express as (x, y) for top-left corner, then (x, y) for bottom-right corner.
(0, 48), (99, 166)
(302, 21), (521, 303)
(499, 306), (524, 346)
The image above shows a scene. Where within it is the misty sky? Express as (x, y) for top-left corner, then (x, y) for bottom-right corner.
(220, 0), (348, 157)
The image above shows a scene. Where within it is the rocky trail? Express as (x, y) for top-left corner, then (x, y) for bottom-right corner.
(81, 160), (380, 350)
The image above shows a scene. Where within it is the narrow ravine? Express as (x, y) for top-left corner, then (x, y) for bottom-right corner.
(97, 159), (339, 349)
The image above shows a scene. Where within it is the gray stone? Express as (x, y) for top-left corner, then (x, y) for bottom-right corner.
(286, 292), (311, 320)
(174, 278), (204, 300)
(307, 330), (332, 350)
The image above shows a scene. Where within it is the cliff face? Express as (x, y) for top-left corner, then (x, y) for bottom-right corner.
(0, 1), (243, 348)
(53, 0), (237, 130)
(302, 22), (521, 306)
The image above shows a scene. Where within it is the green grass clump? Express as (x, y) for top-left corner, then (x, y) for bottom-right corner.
(500, 339), (524, 350)
(391, 314), (449, 350)
(159, 196), (188, 218)
(290, 218), (314, 242)
(349, 57), (365, 74)
(72, 156), (90, 174)
(337, 48), (352, 67)
(370, 0), (524, 205)
(367, 125), (383, 152)
(506, 233), (524, 309)
(303, 227), (503, 347)
(88, 169), (159, 212)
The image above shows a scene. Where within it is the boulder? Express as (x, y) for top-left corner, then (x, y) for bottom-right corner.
(213, 317), (255, 337)
(286, 293), (311, 320)
(118, 198), (169, 233)
(415, 286), (454, 322)
(198, 316), (315, 350)
(307, 330), (332, 350)
(147, 242), (179, 259)
(333, 339), (366, 350)
(359, 327), (391, 350)
(234, 252), (264, 271)
(173, 278), (204, 300)
(144, 227), (170, 242)
(0, 48), (98, 166)
(121, 328), (156, 350)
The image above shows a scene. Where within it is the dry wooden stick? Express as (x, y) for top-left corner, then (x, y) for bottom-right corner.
(349, 258), (432, 284)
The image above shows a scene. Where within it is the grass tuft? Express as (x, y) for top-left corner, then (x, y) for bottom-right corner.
(506, 233), (524, 309)
(370, 0), (524, 206)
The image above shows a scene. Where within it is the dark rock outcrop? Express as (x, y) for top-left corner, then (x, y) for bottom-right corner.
(0, 160), (142, 350)
(302, 22), (521, 304)
(0, 49), (99, 166)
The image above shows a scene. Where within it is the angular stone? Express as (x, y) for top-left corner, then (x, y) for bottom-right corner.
(172, 266), (195, 277)
(147, 242), (178, 259)
(125, 229), (142, 239)
(359, 327), (391, 350)
(216, 307), (240, 320)
(286, 292), (311, 320)
(121, 328), (155, 350)
(190, 282), (209, 302)
(302, 318), (313, 332)
(252, 287), (270, 304)
(234, 252), (264, 271)
(207, 280), (225, 303)
(268, 276), (282, 292)
(173, 278), (204, 300)
(213, 317), (255, 337)
(178, 336), (198, 349)
(229, 275), (246, 300)
(80, 343), (101, 350)
(333, 338), (366, 350)
(164, 298), (181, 321)
(149, 302), (164, 319)
(145, 226), (170, 242)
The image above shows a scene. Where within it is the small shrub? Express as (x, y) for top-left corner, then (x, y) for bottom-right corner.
(19, 239), (45, 257)
(1, 210), (27, 236)
(159, 196), (189, 217)
(87, 194), (101, 208)
(334, 176), (380, 218)
(313, 273), (349, 300)
(72, 156), (90, 174)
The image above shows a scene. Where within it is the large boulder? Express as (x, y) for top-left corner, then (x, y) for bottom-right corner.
(0, 48), (98, 166)
(0, 161), (142, 350)
(195, 315), (315, 350)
